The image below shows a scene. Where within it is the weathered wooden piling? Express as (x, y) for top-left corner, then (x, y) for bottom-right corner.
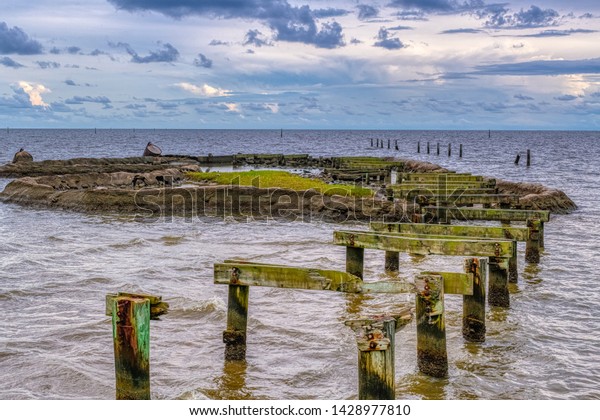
(387, 139), (390, 149)
(448, 143), (451, 157)
(508, 241), (518, 283)
(463, 258), (487, 342)
(346, 246), (365, 279)
(371, 138), (373, 147)
(427, 142), (430, 154)
(384, 251), (400, 272)
(437, 143), (440, 155)
(488, 257), (510, 308)
(415, 274), (447, 378)
(459, 144), (463, 158)
(417, 141), (420, 153)
(395, 140), (399, 151)
(514, 154), (521, 165)
(527, 149), (531, 166)
(224, 280), (250, 360)
(111, 296), (151, 400)
(526, 219), (541, 263)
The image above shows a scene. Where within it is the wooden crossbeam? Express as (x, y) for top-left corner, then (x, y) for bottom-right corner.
(371, 222), (529, 241)
(393, 188), (498, 198)
(415, 194), (519, 206)
(333, 230), (514, 257)
(422, 206), (550, 222)
(215, 260), (472, 295)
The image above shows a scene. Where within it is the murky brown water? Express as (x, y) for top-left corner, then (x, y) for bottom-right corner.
(1, 130), (599, 399)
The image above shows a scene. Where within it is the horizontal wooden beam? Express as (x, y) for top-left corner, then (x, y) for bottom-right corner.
(423, 207), (550, 222)
(333, 230), (514, 257)
(393, 181), (495, 188)
(422, 271), (473, 295)
(393, 188), (498, 198)
(416, 194), (519, 206)
(370, 222), (529, 242)
(217, 261), (415, 294)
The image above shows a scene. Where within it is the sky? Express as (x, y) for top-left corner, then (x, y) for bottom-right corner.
(1, 0), (599, 129)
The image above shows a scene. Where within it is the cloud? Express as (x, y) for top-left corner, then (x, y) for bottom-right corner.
(440, 28), (483, 34)
(373, 27), (406, 50)
(113, 41), (179, 63)
(520, 29), (598, 38)
(14, 81), (51, 107)
(194, 53), (213, 68)
(387, 0), (457, 12)
(514, 94), (534, 100)
(472, 58), (600, 76)
(36, 61), (61, 69)
(243, 30), (271, 47)
(357, 5), (379, 21)
(64, 79), (77, 86)
(0, 56), (24, 68)
(174, 82), (230, 97)
(554, 94), (579, 101)
(66, 46), (82, 54)
(482, 5), (561, 29)
(65, 95), (111, 105)
(107, 0), (346, 49)
(209, 40), (230, 46)
(0, 22), (43, 54)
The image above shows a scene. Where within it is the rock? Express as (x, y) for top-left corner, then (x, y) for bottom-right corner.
(12, 148), (33, 163)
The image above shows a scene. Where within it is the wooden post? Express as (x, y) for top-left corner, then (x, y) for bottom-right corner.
(371, 138), (373, 147)
(384, 251), (400, 273)
(525, 219), (541, 263)
(417, 141), (420, 153)
(380, 139), (383, 149)
(526, 149), (531, 166)
(346, 246), (365, 279)
(514, 154), (520, 165)
(448, 143), (451, 157)
(436, 143), (440, 155)
(395, 140), (399, 151)
(387, 139), (390, 149)
(459, 144), (463, 158)
(357, 318), (395, 399)
(415, 275), (447, 378)
(539, 221), (545, 249)
(463, 258), (487, 342)
(508, 240), (518, 283)
(488, 257), (509, 308)
(111, 296), (151, 400)
(223, 282), (250, 361)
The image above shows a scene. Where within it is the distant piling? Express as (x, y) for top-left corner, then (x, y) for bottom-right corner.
(527, 149), (531, 166)
(417, 142), (421, 153)
(514, 154), (521, 165)
(427, 142), (430, 154)
(459, 144), (463, 158)
(448, 143), (451, 157)
(395, 140), (399, 151)
(436, 143), (440, 155)
(371, 138), (373, 147)
(387, 139), (390, 149)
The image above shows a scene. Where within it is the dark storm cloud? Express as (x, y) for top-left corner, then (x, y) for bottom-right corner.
(0, 56), (24, 68)
(0, 22), (43, 54)
(112, 41), (179, 63)
(357, 5), (379, 21)
(243, 30), (271, 47)
(193, 53), (213, 68)
(473, 58), (600, 76)
(373, 27), (405, 50)
(107, 0), (345, 48)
